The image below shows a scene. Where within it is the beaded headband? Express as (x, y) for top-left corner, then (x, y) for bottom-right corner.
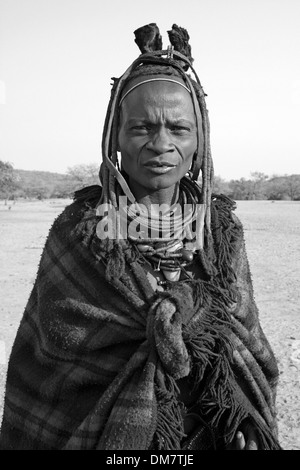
(119, 78), (191, 107)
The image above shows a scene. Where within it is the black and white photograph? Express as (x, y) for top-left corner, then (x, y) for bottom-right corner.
(0, 0), (299, 452)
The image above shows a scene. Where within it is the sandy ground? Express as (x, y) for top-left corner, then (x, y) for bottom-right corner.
(0, 198), (299, 450)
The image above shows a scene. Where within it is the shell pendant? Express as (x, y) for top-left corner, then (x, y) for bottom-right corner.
(162, 269), (181, 282)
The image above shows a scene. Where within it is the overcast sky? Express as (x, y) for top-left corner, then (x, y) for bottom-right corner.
(0, 0), (299, 180)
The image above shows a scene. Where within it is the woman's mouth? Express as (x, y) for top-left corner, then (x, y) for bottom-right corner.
(144, 161), (176, 174)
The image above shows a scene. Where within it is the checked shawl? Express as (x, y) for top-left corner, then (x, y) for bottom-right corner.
(0, 187), (281, 450)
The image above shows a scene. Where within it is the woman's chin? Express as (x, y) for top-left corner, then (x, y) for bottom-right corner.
(143, 177), (178, 192)
(140, 171), (185, 191)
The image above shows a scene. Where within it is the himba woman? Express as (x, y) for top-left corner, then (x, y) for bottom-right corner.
(0, 23), (281, 450)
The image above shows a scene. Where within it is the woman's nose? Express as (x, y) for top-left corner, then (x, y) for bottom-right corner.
(146, 128), (174, 154)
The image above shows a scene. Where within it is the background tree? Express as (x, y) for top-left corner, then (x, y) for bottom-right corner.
(212, 175), (230, 195)
(285, 174), (300, 200)
(265, 177), (287, 200)
(228, 177), (253, 200)
(67, 163), (99, 187)
(228, 172), (269, 200)
(249, 172), (269, 200)
(0, 160), (19, 202)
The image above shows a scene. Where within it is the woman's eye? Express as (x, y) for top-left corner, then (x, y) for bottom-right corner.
(171, 126), (190, 134)
(131, 125), (150, 132)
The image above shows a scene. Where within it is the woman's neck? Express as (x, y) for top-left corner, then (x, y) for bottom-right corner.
(128, 182), (180, 215)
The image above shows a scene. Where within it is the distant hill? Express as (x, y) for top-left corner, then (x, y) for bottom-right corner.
(213, 173), (300, 200)
(12, 168), (98, 199)
(15, 169), (71, 186)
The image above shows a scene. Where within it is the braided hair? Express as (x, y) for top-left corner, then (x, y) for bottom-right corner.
(99, 23), (214, 252)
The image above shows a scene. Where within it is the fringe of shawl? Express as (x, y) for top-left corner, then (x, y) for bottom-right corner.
(154, 372), (186, 450)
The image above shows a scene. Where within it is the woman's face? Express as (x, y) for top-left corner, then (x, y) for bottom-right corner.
(118, 80), (199, 197)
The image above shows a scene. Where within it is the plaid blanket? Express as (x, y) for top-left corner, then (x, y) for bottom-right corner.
(0, 188), (281, 450)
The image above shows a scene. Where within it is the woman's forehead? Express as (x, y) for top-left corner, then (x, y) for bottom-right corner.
(120, 79), (194, 116)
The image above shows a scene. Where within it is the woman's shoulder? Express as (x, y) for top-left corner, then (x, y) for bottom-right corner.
(51, 185), (103, 234)
(210, 193), (244, 253)
(211, 193), (242, 227)
(73, 184), (103, 206)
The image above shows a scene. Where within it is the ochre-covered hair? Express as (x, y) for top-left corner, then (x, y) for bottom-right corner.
(99, 23), (214, 249)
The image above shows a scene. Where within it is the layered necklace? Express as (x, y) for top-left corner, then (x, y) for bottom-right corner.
(124, 177), (205, 283)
